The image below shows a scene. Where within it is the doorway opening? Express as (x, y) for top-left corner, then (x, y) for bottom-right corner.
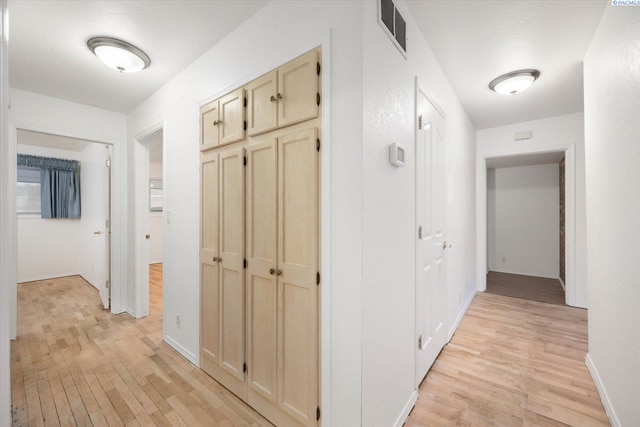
(135, 125), (164, 321)
(484, 151), (566, 305)
(15, 129), (113, 307)
(146, 130), (164, 321)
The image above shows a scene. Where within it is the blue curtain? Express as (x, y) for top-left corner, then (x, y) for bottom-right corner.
(17, 154), (81, 218)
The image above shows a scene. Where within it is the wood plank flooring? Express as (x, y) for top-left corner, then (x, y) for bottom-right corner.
(405, 292), (609, 427)
(11, 267), (272, 427)
(486, 271), (566, 305)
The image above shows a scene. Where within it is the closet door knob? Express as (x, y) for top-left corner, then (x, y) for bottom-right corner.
(213, 120), (218, 125)
(270, 95), (277, 102)
(275, 269), (282, 276)
(276, 93), (283, 100)
(269, 268), (275, 275)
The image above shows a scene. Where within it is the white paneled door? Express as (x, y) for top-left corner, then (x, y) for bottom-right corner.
(99, 145), (112, 310)
(415, 83), (448, 386)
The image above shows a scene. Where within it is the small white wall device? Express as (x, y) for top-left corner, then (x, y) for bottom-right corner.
(389, 143), (406, 167)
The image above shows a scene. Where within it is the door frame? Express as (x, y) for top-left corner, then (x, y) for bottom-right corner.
(476, 146), (577, 306)
(133, 121), (165, 320)
(7, 123), (122, 323)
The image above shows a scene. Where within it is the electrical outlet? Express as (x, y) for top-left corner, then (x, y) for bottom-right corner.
(501, 256), (507, 263)
(176, 313), (181, 329)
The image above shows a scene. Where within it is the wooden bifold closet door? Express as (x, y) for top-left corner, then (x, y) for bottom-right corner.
(200, 47), (320, 427)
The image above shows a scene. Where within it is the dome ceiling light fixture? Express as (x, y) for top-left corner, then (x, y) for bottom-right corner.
(489, 69), (540, 95)
(87, 37), (151, 73)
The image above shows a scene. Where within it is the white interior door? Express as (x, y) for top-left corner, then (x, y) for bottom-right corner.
(100, 145), (112, 309)
(415, 85), (447, 386)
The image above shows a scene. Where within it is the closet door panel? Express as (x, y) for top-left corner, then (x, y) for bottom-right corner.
(220, 88), (246, 145)
(277, 128), (318, 424)
(247, 140), (278, 400)
(247, 71), (278, 136)
(278, 50), (319, 127)
(200, 151), (220, 366)
(201, 101), (220, 149)
(219, 147), (246, 381)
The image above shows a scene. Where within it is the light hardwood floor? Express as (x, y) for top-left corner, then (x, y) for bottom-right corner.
(406, 292), (609, 426)
(12, 269), (608, 426)
(486, 271), (566, 306)
(11, 266), (272, 427)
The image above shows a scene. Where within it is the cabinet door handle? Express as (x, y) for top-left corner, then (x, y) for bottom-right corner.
(276, 93), (283, 100)
(213, 120), (223, 125)
(275, 269), (282, 276)
(269, 268), (275, 275)
(270, 95), (277, 102)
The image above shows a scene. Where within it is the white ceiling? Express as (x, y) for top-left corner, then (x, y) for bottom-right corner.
(9, 1), (607, 128)
(406, 0), (607, 129)
(8, 0), (269, 113)
(17, 129), (94, 152)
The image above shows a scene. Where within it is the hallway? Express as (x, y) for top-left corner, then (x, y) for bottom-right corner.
(406, 293), (608, 426)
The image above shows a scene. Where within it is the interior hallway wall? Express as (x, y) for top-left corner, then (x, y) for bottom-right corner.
(361, 1), (477, 425)
(477, 112), (587, 307)
(127, 2), (365, 424)
(487, 164), (559, 279)
(584, 3), (640, 425)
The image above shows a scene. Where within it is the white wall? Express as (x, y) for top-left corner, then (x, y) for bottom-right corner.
(487, 164), (559, 278)
(127, 2), (364, 424)
(477, 113), (587, 307)
(584, 4), (640, 426)
(16, 143), (107, 285)
(361, 1), (477, 425)
(9, 89), (128, 320)
(17, 145), (81, 282)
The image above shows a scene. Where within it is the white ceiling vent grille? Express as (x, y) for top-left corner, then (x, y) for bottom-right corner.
(378, 0), (407, 58)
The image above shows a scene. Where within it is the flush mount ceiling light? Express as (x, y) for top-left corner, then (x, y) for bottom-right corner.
(87, 37), (151, 73)
(489, 69), (540, 95)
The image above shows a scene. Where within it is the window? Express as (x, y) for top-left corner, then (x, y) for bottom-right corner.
(17, 166), (41, 215)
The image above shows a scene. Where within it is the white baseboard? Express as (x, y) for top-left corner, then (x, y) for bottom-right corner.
(448, 290), (477, 342)
(585, 353), (619, 427)
(558, 277), (566, 291)
(393, 390), (418, 427)
(489, 268), (558, 280)
(79, 273), (100, 291)
(18, 272), (79, 283)
(164, 334), (199, 367)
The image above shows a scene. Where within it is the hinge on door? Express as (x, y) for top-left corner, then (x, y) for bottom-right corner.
(418, 225), (423, 239)
(316, 406), (320, 421)
(418, 334), (423, 350)
(244, 97), (247, 107)
(243, 156), (247, 166)
(243, 362), (247, 373)
(244, 120), (247, 130)
(317, 62), (321, 76)
(316, 272), (320, 285)
(316, 93), (321, 106)
(106, 280), (110, 290)
(316, 138), (320, 152)
(106, 219), (110, 229)
(105, 158), (111, 167)
(418, 114), (423, 130)
(243, 259), (247, 269)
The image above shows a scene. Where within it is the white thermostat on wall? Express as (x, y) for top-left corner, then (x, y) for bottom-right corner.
(389, 143), (406, 167)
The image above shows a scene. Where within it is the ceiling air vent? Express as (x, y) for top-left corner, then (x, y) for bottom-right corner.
(378, 0), (407, 57)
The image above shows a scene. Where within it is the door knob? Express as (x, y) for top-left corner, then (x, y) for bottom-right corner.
(443, 241), (451, 250)
(270, 95), (277, 102)
(145, 234), (150, 239)
(94, 230), (102, 235)
(269, 268), (275, 275)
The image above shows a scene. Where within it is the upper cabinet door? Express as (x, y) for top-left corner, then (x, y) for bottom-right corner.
(219, 88), (246, 145)
(201, 100), (220, 150)
(247, 71), (278, 136)
(278, 50), (319, 128)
